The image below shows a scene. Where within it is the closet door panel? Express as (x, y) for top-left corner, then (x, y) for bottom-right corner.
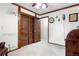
(21, 14), (29, 46)
(18, 13), (40, 48)
(34, 19), (40, 42)
(29, 17), (34, 44)
(29, 33), (33, 44)
(18, 15), (23, 48)
(34, 32), (40, 42)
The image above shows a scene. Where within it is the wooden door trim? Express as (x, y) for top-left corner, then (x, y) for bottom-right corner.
(20, 12), (36, 18)
(18, 7), (22, 48)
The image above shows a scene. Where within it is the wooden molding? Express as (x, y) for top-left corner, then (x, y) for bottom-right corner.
(48, 42), (65, 47)
(20, 12), (37, 18)
(39, 16), (49, 19)
(8, 48), (19, 53)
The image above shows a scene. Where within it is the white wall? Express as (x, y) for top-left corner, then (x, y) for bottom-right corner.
(40, 18), (48, 42)
(0, 4), (18, 50)
(39, 6), (79, 45)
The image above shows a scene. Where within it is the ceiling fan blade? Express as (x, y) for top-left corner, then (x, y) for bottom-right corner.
(32, 3), (37, 7)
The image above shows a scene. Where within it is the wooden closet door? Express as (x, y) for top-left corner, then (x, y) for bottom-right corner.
(28, 17), (34, 44)
(34, 18), (41, 42)
(21, 14), (29, 46)
(18, 14), (29, 48)
(18, 13), (40, 48)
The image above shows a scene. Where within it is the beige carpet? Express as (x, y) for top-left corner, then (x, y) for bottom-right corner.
(8, 40), (65, 56)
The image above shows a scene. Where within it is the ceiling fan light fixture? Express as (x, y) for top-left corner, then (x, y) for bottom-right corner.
(34, 3), (41, 9)
(32, 3), (48, 9)
(41, 3), (47, 9)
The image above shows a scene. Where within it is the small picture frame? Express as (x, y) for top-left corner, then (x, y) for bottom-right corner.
(58, 19), (60, 22)
(69, 13), (78, 22)
(55, 16), (58, 19)
(48, 17), (54, 23)
(62, 14), (65, 20)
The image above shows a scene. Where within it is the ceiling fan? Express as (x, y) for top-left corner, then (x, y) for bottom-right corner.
(32, 3), (48, 9)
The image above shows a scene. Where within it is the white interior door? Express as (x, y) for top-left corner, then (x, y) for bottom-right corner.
(40, 17), (48, 42)
(49, 20), (65, 45)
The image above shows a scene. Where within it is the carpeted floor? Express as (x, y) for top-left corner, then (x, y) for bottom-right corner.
(8, 40), (65, 56)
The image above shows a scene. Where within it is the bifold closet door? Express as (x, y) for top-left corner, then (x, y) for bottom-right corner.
(18, 13), (40, 48)
(18, 14), (29, 48)
(34, 18), (40, 42)
(28, 17), (34, 44)
(21, 14), (29, 46)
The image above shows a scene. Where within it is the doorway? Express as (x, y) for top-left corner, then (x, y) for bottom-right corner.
(40, 16), (49, 42)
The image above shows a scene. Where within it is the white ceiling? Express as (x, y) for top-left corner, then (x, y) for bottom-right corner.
(18, 3), (76, 14)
